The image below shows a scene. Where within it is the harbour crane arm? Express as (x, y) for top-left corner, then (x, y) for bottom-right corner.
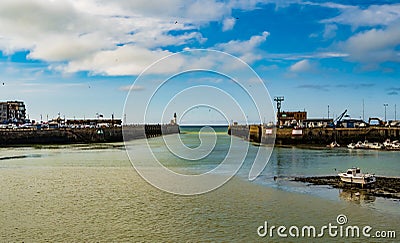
(328, 109), (347, 128)
(334, 109), (347, 124)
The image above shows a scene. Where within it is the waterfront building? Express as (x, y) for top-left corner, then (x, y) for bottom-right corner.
(0, 101), (26, 124)
(277, 111), (307, 127)
(0, 103), (7, 123)
(66, 118), (122, 128)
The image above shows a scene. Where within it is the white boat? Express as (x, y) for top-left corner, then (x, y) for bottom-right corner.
(327, 141), (340, 148)
(360, 140), (370, 149)
(369, 142), (383, 150)
(360, 140), (382, 149)
(383, 139), (392, 148)
(384, 139), (400, 150)
(391, 142), (400, 149)
(347, 141), (363, 149)
(338, 167), (376, 185)
(354, 141), (363, 148)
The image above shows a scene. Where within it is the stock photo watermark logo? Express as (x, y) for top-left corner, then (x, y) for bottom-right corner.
(123, 49), (275, 195)
(257, 214), (396, 239)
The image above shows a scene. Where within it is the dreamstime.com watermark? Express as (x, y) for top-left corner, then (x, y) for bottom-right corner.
(257, 214), (396, 239)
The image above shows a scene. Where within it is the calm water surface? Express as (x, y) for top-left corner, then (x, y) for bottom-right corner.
(0, 127), (399, 241)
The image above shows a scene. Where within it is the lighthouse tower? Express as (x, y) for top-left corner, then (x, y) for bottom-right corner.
(171, 112), (177, 125)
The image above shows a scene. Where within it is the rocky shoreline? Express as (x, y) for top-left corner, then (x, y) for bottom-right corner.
(293, 176), (400, 200)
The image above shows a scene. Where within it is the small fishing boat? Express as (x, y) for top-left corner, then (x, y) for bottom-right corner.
(383, 139), (392, 148)
(391, 142), (400, 149)
(338, 167), (376, 185)
(327, 141), (340, 148)
(347, 143), (356, 149)
(354, 141), (363, 148)
(360, 140), (370, 149)
(368, 142), (383, 150)
(384, 139), (400, 150)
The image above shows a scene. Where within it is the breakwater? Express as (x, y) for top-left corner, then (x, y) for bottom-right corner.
(0, 124), (179, 145)
(228, 125), (400, 145)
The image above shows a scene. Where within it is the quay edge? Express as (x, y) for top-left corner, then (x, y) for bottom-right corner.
(228, 124), (400, 146)
(0, 124), (180, 146)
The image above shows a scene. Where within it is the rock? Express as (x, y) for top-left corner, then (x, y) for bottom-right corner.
(293, 176), (400, 200)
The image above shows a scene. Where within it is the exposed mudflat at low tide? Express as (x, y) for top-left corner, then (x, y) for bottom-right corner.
(294, 176), (400, 199)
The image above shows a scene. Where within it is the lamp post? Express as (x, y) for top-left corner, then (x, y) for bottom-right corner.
(274, 96), (284, 126)
(384, 103), (388, 123)
(362, 99), (365, 121)
(328, 105), (330, 119)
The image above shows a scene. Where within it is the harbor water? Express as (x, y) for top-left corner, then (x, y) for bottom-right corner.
(1, 126), (399, 241)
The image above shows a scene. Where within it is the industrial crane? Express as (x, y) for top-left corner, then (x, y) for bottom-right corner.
(329, 109), (347, 128)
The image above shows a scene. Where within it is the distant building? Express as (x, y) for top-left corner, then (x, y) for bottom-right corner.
(0, 101), (26, 124)
(0, 103), (7, 123)
(66, 118), (122, 127)
(278, 111), (307, 127)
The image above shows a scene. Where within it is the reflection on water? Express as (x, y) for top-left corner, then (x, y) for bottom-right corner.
(252, 146), (400, 215)
(339, 189), (376, 204)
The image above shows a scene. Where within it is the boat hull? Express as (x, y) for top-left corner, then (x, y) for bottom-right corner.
(338, 174), (376, 185)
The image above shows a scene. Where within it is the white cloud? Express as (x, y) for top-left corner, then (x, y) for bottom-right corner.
(27, 33), (109, 62)
(119, 85), (145, 92)
(289, 59), (316, 72)
(321, 4), (400, 28)
(188, 77), (224, 84)
(0, 0), (267, 76)
(259, 64), (279, 71)
(222, 17), (236, 31)
(337, 22), (400, 67)
(214, 31), (270, 63)
(59, 45), (179, 76)
(263, 52), (348, 61)
(323, 24), (338, 39)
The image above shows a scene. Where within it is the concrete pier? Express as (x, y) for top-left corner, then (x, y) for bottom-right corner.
(228, 125), (400, 145)
(0, 124), (180, 145)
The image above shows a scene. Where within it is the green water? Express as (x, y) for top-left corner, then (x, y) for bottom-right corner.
(153, 126), (400, 216)
(179, 125), (228, 134)
(1, 129), (399, 242)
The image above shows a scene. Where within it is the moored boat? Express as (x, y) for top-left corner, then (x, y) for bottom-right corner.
(347, 143), (356, 149)
(347, 141), (363, 149)
(383, 139), (400, 150)
(338, 167), (376, 185)
(368, 142), (383, 150)
(327, 141), (340, 148)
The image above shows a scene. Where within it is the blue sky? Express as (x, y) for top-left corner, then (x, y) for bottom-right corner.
(0, 0), (399, 124)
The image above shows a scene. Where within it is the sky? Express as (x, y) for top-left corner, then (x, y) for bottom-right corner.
(0, 0), (399, 124)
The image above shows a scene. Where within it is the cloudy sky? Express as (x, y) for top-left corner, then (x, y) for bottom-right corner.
(0, 0), (399, 124)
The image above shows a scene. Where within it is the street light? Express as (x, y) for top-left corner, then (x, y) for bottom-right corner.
(328, 105), (330, 119)
(274, 96), (284, 126)
(383, 103), (388, 123)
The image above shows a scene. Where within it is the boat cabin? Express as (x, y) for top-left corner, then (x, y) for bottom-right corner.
(346, 167), (361, 176)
